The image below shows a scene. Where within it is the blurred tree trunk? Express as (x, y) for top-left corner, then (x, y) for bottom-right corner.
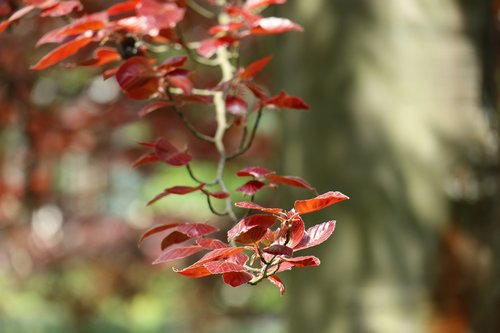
(275, 1), (497, 332)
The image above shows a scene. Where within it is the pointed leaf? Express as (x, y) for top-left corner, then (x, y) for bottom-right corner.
(193, 247), (246, 266)
(31, 36), (92, 70)
(138, 223), (181, 245)
(267, 275), (285, 295)
(232, 226), (267, 245)
(223, 271), (253, 287)
(236, 166), (274, 178)
(153, 245), (204, 264)
(0, 5), (35, 33)
(173, 264), (212, 278)
(78, 47), (121, 67)
(294, 221), (336, 251)
(236, 180), (265, 196)
(197, 238), (229, 250)
(107, 0), (139, 16)
(282, 255), (320, 268)
(201, 189), (230, 199)
(287, 215), (305, 248)
(266, 174), (315, 191)
(160, 231), (190, 250)
(177, 223), (218, 238)
(167, 71), (192, 95)
(154, 138), (192, 166)
(240, 56), (272, 80)
(147, 184), (204, 206)
(244, 0), (286, 11)
(132, 152), (160, 168)
(249, 17), (303, 35)
(39, 1), (82, 17)
(138, 100), (172, 118)
(235, 201), (284, 214)
(158, 55), (188, 71)
(294, 191), (349, 214)
(264, 91), (309, 110)
(228, 214), (277, 242)
(204, 261), (247, 274)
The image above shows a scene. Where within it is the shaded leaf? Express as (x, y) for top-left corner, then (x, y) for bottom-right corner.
(263, 244), (293, 256)
(131, 152), (160, 168)
(294, 191), (349, 214)
(153, 245), (204, 264)
(167, 70), (192, 95)
(202, 189), (230, 199)
(266, 174), (315, 191)
(138, 223), (181, 245)
(154, 138), (192, 166)
(160, 231), (190, 250)
(31, 36), (92, 70)
(264, 91), (309, 110)
(267, 275), (285, 295)
(138, 100), (172, 118)
(147, 184), (204, 206)
(232, 226), (267, 244)
(227, 214), (277, 242)
(294, 221), (336, 251)
(226, 95), (248, 115)
(236, 180), (265, 196)
(223, 271), (253, 287)
(177, 223), (218, 238)
(115, 56), (159, 100)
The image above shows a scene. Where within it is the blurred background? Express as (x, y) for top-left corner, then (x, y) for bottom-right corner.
(0, 0), (498, 332)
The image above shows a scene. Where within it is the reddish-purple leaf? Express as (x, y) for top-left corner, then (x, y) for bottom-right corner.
(31, 36), (92, 70)
(244, 82), (268, 100)
(226, 95), (248, 116)
(282, 255), (320, 268)
(39, 1), (82, 17)
(260, 228), (279, 246)
(78, 47), (121, 67)
(268, 275), (285, 295)
(132, 152), (160, 168)
(266, 174), (315, 191)
(223, 271), (253, 287)
(177, 223), (218, 238)
(204, 261), (247, 274)
(263, 245), (293, 256)
(154, 138), (192, 166)
(138, 100), (172, 118)
(236, 180), (265, 196)
(147, 184), (204, 206)
(287, 215), (305, 248)
(201, 189), (230, 199)
(173, 264), (212, 278)
(227, 214), (277, 242)
(197, 238), (229, 250)
(160, 231), (190, 250)
(294, 191), (349, 214)
(236, 166), (275, 178)
(240, 56), (272, 80)
(235, 201), (284, 214)
(158, 55), (188, 71)
(197, 36), (235, 58)
(264, 91), (309, 110)
(153, 245), (204, 264)
(193, 247), (246, 266)
(167, 71), (192, 95)
(249, 17), (303, 35)
(138, 223), (181, 245)
(244, 0), (286, 11)
(294, 221), (336, 251)
(115, 56), (159, 100)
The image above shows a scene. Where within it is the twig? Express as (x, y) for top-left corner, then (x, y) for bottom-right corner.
(205, 194), (228, 216)
(226, 107), (263, 160)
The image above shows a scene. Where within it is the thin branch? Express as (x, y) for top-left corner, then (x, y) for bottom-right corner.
(176, 27), (219, 67)
(186, 0), (216, 19)
(186, 164), (206, 184)
(205, 194), (228, 216)
(166, 90), (215, 143)
(226, 107), (263, 160)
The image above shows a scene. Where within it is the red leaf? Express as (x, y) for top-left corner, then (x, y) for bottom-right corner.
(227, 214), (277, 243)
(173, 264), (212, 278)
(235, 201), (284, 214)
(294, 221), (336, 251)
(197, 36), (236, 58)
(147, 184), (204, 206)
(282, 255), (320, 268)
(265, 174), (315, 191)
(39, 1), (82, 17)
(209, 22), (245, 35)
(138, 100), (172, 118)
(204, 261), (247, 274)
(115, 56), (159, 100)
(78, 47), (121, 67)
(158, 55), (188, 71)
(264, 91), (309, 110)
(167, 71), (192, 95)
(236, 180), (265, 196)
(201, 189), (230, 199)
(138, 223), (181, 244)
(260, 228), (279, 246)
(244, 82), (268, 100)
(226, 96), (248, 116)
(249, 17), (303, 35)
(244, 0), (286, 11)
(154, 138), (192, 166)
(31, 36), (92, 70)
(137, 0), (185, 31)
(267, 275), (285, 295)
(153, 245), (204, 264)
(0, 5), (35, 33)
(160, 231), (190, 250)
(107, 0), (139, 16)
(287, 215), (305, 248)
(197, 238), (229, 250)
(193, 247), (246, 266)
(263, 244), (293, 256)
(232, 226), (267, 244)
(132, 152), (160, 168)
(236, 166), (274, 178)
(177, 223), (219, 238)
(240, 56), (272, 80)
(223, 271), (253, 287)
(294, 191), (349, 214)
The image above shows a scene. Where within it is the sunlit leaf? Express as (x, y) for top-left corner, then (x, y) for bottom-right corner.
(294, 221), (336, 251)
(266, 174), (315, 191)
(244, 0), (286, 11)
(235, 201), (284, 214)
(227, 214), (277, 243)
(192, 247), (246, 266)
(267, 275), (285, 295)
(78, 47), (121, 67)
(282, 255), (320, 268)
(236, 180), (265, 196)
(232, 226), (267, 244)
(196, 238), (229, 250)
(204, 261), (247, 274)
(31, 36), (93, 70)
(294, 191), (349, 214)
(131, 152), (160, 168)
(226, 95), (248, 115)
(177, 223), (219, 238)
(248, 17), (303, 35)
(236, 166), (274, 178)
(147, 184), (204, 206)
(0, 5), (35, 33)
(240, 55), (272, 80)
(153, 245), (204, 264)
(173, 264), (212, 278)
(39, 1), (82, 17)
(287, 215), (305, 248)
